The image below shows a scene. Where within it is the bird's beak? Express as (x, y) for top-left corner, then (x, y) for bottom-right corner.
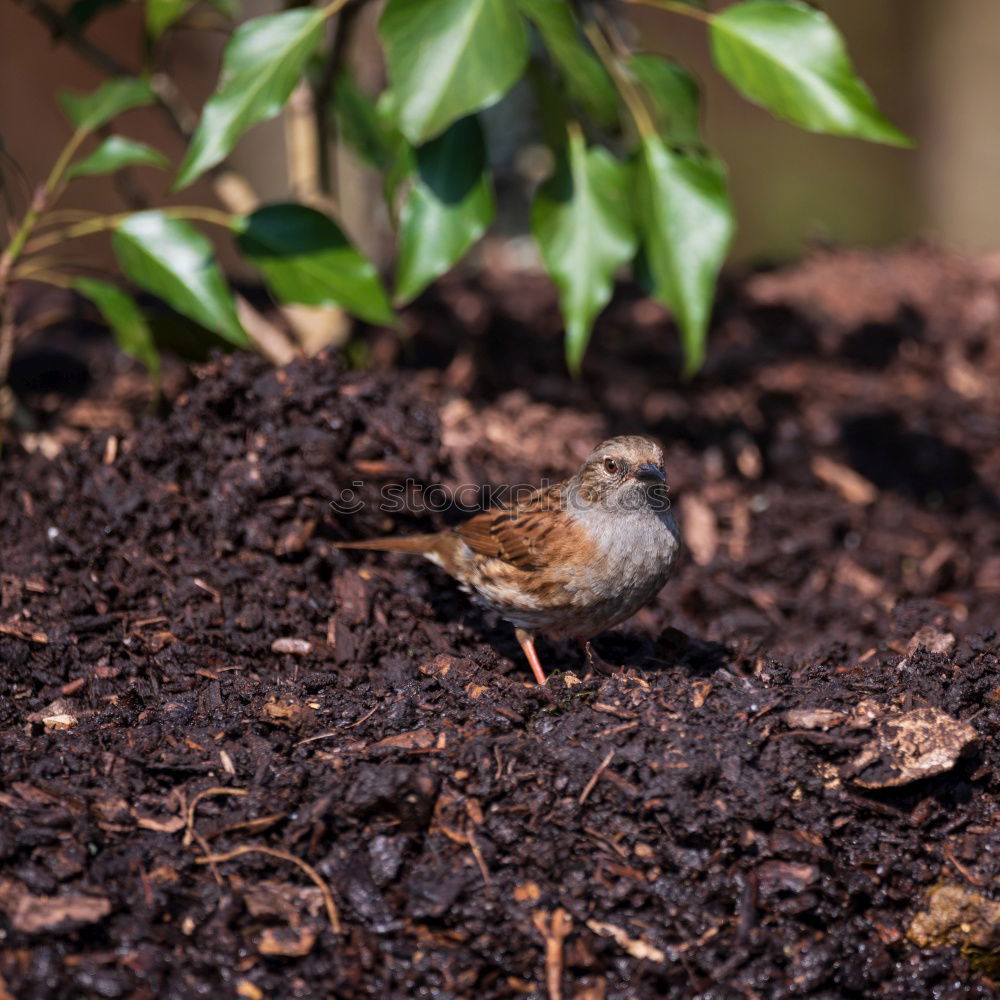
(635, 463), (666, 483)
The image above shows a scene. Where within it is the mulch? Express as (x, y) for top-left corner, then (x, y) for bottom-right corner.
(1, 245), (998, 998)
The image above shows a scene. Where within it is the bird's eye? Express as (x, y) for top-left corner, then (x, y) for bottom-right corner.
(603, 457), (620, 476)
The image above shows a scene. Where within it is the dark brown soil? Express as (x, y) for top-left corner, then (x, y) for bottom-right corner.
(1, 245), (999, 998)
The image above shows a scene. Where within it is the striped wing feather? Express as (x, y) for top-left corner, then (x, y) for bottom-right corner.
(454, 482), (568, 571)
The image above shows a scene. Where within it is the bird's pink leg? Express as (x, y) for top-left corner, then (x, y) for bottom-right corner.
(515, 627), (547, 685)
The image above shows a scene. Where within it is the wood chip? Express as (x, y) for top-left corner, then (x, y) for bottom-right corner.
(811, 455), (878, 505)
(586, 919), (667, 963)
(258, 925), (316, 957)
(369, 728), (436, 751)
(783, 708), (849, 731)
(0, 879), (110, 933)
(271, 637), (314, 656)
(679, 494), (718, 566)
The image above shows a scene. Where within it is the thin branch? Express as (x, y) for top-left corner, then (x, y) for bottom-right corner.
(620, 0), (714, 23)
(22, 206), (235, 257)
(314, 2), (361, 198)
(196, 844), (341, 934)
(583, 21), (656, 139)
(10, 0), (134, 75)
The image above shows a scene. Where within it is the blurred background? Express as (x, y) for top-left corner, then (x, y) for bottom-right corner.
(2, 0), (999, 268)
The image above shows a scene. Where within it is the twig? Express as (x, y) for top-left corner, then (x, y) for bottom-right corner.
(196, 844), (341, 933)
(10, 0), (133, 76)
(184, 786), (248, 847)
(314, 2), (361, 197)
(532, 908), (572, 1000)
(578, 748), (616, 805)
(466, 828), (491, 887)
(620, 0), (714, 23)
(10, 0), (301, 365)
(293, 703), (381, 746)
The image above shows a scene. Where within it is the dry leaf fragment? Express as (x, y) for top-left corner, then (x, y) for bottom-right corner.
(907, 883), (1000, 950)
(757, 860), (819, 895)
(905, 625), (956, 657)
(0, 878), (111, 933)
(261, 696), (315, 728)
(370, 728), (436, 751)
(783, 708), (849, 731)
(27, 699), (77, 729)
(845, 707), (977, 789)
(258, 925), (316, 957)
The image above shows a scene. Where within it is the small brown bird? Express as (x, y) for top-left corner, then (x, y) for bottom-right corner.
(335, 436), (681, 684)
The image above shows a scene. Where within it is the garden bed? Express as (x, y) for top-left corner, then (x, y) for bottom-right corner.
(1, 245), (998, 998)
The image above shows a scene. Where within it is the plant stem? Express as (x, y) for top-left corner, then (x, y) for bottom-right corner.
(20, 206), (236, 259)
(583, 21), (656, 139)
(0, 125), (89, 337)
(621, 0), (713, 23)
(13, 270), (76, 290)
(321, 0), (355, 21)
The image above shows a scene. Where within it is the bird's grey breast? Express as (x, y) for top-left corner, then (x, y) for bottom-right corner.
(574, 504), (680, 594)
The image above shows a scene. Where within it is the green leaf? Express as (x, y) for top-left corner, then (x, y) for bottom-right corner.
(59, 78), (155, 132)
(532, 131), (635, 373)
(73, 278), (160, 377)
(333, 73), (392, 170)
(68, 136), (168, 178)
(635, 136), (733, 375)
(516, 0), (618, 127)
(629, 55), (700, 148)
(174, 8), (325, 190)
(394, 116), (495, 304)
(379, 0), (529, 144)
(235, 203), (395, 326)
(710, 0), (911, 145)
(146, 0), (196, 38)
(112, 211), (248, 347)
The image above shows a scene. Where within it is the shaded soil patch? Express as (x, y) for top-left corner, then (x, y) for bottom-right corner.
(1, 245), (999, 998)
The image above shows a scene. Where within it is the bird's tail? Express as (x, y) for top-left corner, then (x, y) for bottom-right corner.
(333, 533), (439, 555)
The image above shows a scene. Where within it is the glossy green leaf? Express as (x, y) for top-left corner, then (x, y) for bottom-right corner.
(710, 0), (910, 145)
(532, 131), (635, 373)
(516, 0), (618, 127)
(379, 0), (529, 144)
(68, 136), (167, 178)
(59, 78), (155, 132)
(112, 211), (248, 347)
(146, 0), (196, 38)
(73, 278), (160, 377)
(174, 8), (325, 190)
(333, 73), (392, 170)
(629, 55), (700, 148)
(235, 203), (395, 326)
(394, 117), (495, 304)
(635, 136), (733, 375)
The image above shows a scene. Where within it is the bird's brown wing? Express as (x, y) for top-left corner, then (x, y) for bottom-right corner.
(454, 482), (570, 572)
